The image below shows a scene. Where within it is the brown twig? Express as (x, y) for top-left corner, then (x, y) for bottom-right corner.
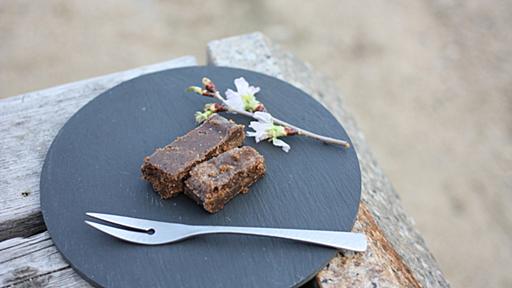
(211, 91), (350, 148)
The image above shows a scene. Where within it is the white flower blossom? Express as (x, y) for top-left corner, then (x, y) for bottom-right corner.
(225, 77), (261, 111)
(247, 112), (273, 143)
(247, 112), (291, 152)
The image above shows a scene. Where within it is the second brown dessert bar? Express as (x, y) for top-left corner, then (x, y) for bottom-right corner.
(184, 146), (266, 213)
(141, 115), (245, 198)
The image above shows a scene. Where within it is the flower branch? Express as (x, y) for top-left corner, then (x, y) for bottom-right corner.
(187, 77), (350, 151)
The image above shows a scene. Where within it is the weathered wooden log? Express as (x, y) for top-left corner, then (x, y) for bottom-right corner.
(0, 57), (197, 241)
(208, 32), (449, 288)
(0, 232), (91, 288)
(0, 33), (449, 287)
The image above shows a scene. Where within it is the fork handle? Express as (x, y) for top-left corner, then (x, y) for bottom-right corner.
(195, 226), (367, 251)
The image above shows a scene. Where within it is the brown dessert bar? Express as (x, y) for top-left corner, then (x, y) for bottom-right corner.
(141, 115), (245, 198)
(184, 146), (265, 213)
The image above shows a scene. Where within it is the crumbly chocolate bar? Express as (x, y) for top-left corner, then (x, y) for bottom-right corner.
(141, 115), (245, 198)
(184, 146), (265, 213)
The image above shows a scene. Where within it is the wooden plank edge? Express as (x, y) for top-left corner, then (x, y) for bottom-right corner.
(0, 56), (198, 242)
(0, 56), (196, 104)
(0, 232), (91, 288)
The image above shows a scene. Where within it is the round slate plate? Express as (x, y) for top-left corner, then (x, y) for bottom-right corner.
(40, 66), (361, 288)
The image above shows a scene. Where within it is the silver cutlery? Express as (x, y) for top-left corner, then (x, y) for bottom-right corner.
(85, 212), (367, 252)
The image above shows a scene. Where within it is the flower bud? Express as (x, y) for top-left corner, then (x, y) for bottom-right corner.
(202, 77), (216, 93)
(284, 127), (298, 136)
(187, 86), (212, 97)
(204, 103), (227, 113)
(194, 110), (214, 123)
(254, 103), (266, 112)
(269, 124), (287, 139)
(211, 103), (227, 112)
(187, 86), (203, 94)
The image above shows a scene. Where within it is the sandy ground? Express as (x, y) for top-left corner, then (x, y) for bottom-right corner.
(1, 1), (511, 287)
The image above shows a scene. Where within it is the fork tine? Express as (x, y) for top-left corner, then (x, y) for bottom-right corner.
(86, 212), (157, 231)
(85, 221), (159, 245)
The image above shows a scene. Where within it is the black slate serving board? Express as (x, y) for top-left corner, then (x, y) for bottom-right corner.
(40, 66), (361, 288)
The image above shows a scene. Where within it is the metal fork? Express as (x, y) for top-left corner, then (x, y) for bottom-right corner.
(85, 212), (367, 252)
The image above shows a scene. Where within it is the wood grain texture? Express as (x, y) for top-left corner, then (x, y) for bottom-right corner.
(208, 32), (449, 288)
(0, 232), (92, 288)
(0, 56), (197, 241)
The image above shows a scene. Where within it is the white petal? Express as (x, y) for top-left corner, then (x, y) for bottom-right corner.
(247, 131), (265, 143)
(225, 98), (244, 111)
(247, 131), (258, 139)
(253, 111), (273, 123)
(247, 86), (260, 95)
(225, 89), (244, 110)
(249, 121), (271, 132)
(246, 123), (265, 135)
(247, 131), (264, 143)
(234, 77), (250, 95)
(272, 138), (290, 152)
(225, 88), (239, 100)
(248, 121), (271, 143)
